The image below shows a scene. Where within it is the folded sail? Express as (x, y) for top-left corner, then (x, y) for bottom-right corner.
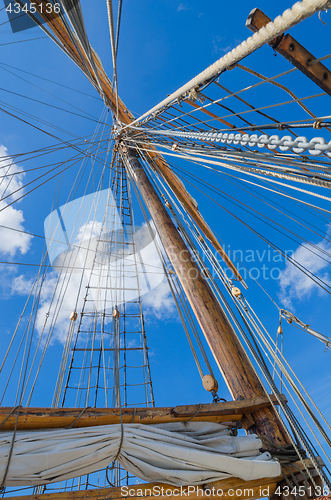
(0, 422), (280, 487)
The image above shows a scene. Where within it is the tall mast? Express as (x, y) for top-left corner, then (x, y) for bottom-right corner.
(121, 145), (289, 446)
(73, 42), (291, 440)
(8, 0), (291, 446)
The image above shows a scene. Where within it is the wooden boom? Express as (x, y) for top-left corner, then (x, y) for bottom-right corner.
(0, 395), (285, 431)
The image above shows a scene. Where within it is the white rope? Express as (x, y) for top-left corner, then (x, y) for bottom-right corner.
(129, 143), (331, 201)
(128, 0), (331, 126)
(130, 127), (331, 158)
(128, 136), (331, 175)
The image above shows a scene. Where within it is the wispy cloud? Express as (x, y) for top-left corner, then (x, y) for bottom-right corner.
(142, 280), (175, 320)
(212, 36), (241, 55)
(0, 145), (33, 256)
(278, 227), (331, 309)
(11, 274), (34, 295)
(177, 3), (190, 12)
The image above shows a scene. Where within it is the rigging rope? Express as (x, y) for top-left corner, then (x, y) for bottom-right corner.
(132, 142), (331, 202)
(129, 0), (331, 126)
(115, 0), (123, 57)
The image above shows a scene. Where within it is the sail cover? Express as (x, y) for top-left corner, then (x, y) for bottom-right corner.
(0, 422), (280, 487)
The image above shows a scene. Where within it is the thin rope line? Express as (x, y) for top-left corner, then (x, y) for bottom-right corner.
(66, 407), (90, 429)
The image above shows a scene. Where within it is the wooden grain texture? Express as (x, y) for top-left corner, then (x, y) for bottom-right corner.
(0, 396), (285, 431)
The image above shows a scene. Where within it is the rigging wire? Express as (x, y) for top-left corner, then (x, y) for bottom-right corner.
(167, 163), (331, 267)
(0, 60), (102, 101)
(0, 140), (112, 214)
(1, 114), (111, 404)
(0, 37), (48, 46)
(162, 154), (331, 250)
(25, 135), (113, 406)
(0, 85), (109, 125)
(138, 67), (297, 128)
(125, 150), (218, 396)
(115, 0), (123, 57)
(131, 142), (331, 205)
(0, 62), (101, 121)
(166, 163), (331, 295)
(106, 0), (119, 120)
(136, 148), (219, 382)
(135, 146), (331, 486)
(235, 63), (322, 121)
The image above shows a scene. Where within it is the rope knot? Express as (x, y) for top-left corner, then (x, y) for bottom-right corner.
(187, 87), (205, 104)
(313, 119), (323, 129)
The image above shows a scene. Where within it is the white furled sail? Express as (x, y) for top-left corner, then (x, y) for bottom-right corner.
(0, 422), (280, 487)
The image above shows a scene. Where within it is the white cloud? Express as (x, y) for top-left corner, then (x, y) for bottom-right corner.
(142, 280), (176, 320)
(11, 219), (175, 343)
(12, 269), (87, 343)
(12, 274), (34, 295)
(0, 145), (24, 200)
(75, 220), (103, 244)
(278, 229), (331, 308)
(137, 223), (175, 319)
(177, 3), (190, 12)
(0, 200), (32, 255)
(0, 145), (32, 256)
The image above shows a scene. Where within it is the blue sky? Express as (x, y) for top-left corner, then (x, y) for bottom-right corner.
(0, 0), (330, 439)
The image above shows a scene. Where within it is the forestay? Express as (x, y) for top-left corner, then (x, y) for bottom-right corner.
(0, 422), (280, 487)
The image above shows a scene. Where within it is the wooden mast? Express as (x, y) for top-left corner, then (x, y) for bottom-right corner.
(121, 144), (290, 446)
